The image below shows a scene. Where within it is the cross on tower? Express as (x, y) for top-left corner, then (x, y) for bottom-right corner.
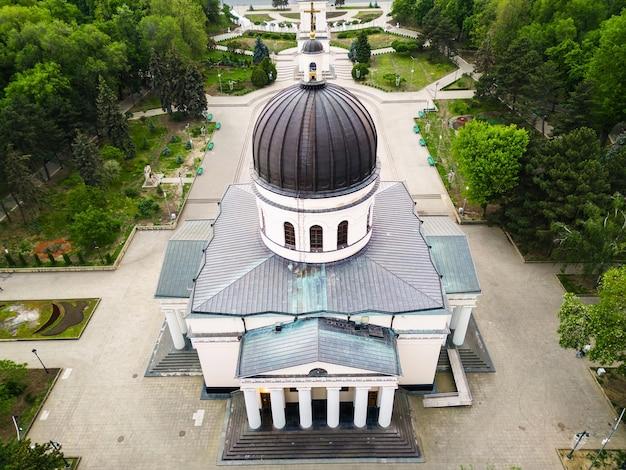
(304, 1), (320, 38)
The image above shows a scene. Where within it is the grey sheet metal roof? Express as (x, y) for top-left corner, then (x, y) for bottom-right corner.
(237, 317), (401, 377)
(191, 183), (447, 316)
(155, 220), (214, 299)
(420, 216), (465, 237)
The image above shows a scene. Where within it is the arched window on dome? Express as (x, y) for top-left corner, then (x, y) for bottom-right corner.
(284, 222), (296, 249)
(337, 221), (348, 248)
(309, 62), (317, 71)
(310, 225), (323, 252)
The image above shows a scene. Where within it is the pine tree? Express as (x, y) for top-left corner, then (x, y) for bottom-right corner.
(96, 77), (135, 158)
(71, 131), (103, 186)
(1, 149), (44, 222)
(179, 63), (208, 117)
(253, 36), (270, 64)
(353, 32), (371, 64)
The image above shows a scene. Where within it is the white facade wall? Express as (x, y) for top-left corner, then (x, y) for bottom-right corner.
(299, 51), (330, 82)
(255, 178), (376, 263)
(396, 337), (442, 385)
(192, 338), (240, 387)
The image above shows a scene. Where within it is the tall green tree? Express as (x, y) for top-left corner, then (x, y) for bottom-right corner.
(553, 196), (626, 283)
(452, 120), (529, 213)
(423, 6), (458, 57)
(96, 76), (135, 158)
(501, 128), (612, 250)
(604, 132), (626, 195)
(70, 206), (121, 250)
(557, 266), (626, 374)
(253, 36), (270, 64)
(178, 63), (208, 117)
(1, 150), (44, 222)
(0, 438), (67, 470)
(71, 131), (103, 186)
(587, 11), (626, 138)
(0, 359), (27, 417)
(350, 31), (371, 64)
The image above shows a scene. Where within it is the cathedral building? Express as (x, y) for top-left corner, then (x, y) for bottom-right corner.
(154, 1), (480, 448)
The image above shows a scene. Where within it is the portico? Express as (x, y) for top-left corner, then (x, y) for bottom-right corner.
(236, 317), (402, 430)
(241, 378), (398, 430)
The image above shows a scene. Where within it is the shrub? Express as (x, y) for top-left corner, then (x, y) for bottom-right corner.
(261, 58), (277, 82)
(105, 253), (114, 264)
(18, 252), (27, 266)
(100, 145), (125, 160)
(251, 66), (269, 87)
(184, 140), (192, 150)
(352, 63), (369, 81)
(0, 360), (27, 416)
(137, 197), (160, 218)
(161, 146), (171, 157)
(176, 155), (184, 164)
(124, 187), (139, 198)
(170, 135), (181, 144)
(100, 160), (121, 186)
(139, 137), (149, 150)
(77, 252), (86, 264)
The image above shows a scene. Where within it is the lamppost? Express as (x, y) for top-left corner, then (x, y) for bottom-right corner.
(588, 408), (625, 469)
(567, 430), (589, 459)
(49, 441), (71, 469)
(11, 415), (22, 441)
(217, 72), (223, 93)
(93, 244), (103, 264)
(32, 349), (49, 374)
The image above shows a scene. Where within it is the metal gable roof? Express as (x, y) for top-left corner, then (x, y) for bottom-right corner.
(426, 236), (481, 294)
(236, 317), (401, 377)
(155, 220), (214, 299)
(190, 182), (448, 316)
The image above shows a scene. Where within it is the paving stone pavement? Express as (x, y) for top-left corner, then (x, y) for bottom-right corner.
(1, 66), (624, 470)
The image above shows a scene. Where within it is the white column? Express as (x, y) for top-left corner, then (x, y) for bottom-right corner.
(165, 310), (185, 350)
(449, 306), (462, 330)
(326, 387), (341, 428)
(376, 386), (382, 407)
(298, 387), (312, 429)
(269, 388), (286, 429)
(176, 308), (188, 335)
(377, 386), (396, 428)
(243, 388), (261, 430)
(353, 386), (369, 428)
(453, 306), (473, 346)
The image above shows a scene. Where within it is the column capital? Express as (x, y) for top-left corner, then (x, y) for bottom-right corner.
(325, 386), (342, 391)
(355, 385), (370, 391)
(296, 386), (311, 392)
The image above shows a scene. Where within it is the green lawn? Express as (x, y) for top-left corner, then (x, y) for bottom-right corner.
(280, 12), (301, 19)
(442, 74), (476, 90)
(128, 93), (161, 113)
(366, 52), (456, 91)
(245, 13), (273, 23)
(0, 368), (59, 441)
(354, 10), (382, 22)
(220, 33), (297, 54)
(0, 299), (99, 340)
(331, 31), (399, 49)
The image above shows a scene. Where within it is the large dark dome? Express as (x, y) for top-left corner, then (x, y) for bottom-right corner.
(253, 82), (377, 197)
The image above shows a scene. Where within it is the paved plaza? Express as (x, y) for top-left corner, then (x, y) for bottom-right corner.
(0, 48), (624, 470)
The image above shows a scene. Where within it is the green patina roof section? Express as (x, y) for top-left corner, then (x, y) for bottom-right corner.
(426, 235), (480, 294)
(237, 317), (401, 377)
(289, 264), (328, 313)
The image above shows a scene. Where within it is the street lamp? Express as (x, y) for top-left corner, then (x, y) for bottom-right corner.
(11, 415), (22, 441)
(93, 244), (103, 264)
(217, 72), (223, 93)
(32, 349), (49, 374)
(49, 441), (71, 469)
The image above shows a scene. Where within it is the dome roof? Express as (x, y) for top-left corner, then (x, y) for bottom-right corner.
(302, 38), (324, 54)
(253, 82), (377, 197)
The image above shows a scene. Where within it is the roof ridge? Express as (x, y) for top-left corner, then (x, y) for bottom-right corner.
(193, 254), (276, 313)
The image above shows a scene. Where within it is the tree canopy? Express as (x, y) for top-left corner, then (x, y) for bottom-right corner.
(557, 266), (626, 375)
(452, 120), (529, 210)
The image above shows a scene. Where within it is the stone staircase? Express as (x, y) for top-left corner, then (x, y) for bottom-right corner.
(276, 61), (297, 82)
(334, 57), (353, 80)
(149, 349), (202, 376)
(424, 348), (472, 407)
(222, 392), (421, 461)
(437, 346), (493, 372)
